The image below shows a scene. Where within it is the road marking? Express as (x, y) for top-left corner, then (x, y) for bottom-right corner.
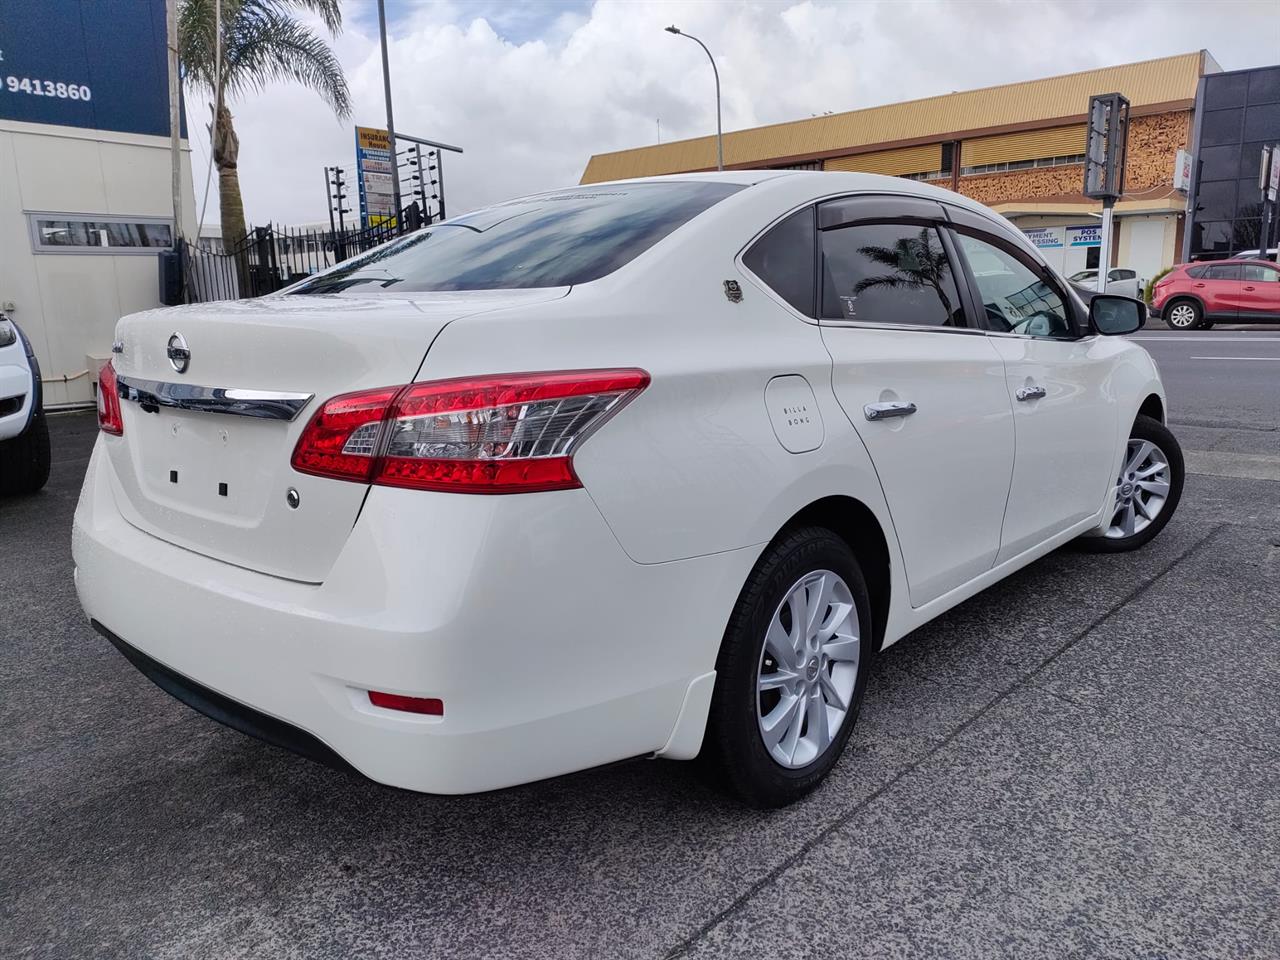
(1130, 336), (1280, 342)
(1188, 356), (1280, 361)
(1185, 450), (1280, 483)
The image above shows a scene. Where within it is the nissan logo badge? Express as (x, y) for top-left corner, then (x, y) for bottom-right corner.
(167, 332), (191, 373)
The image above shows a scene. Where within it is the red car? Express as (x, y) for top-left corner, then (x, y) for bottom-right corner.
(1152, 259), (1280, 330)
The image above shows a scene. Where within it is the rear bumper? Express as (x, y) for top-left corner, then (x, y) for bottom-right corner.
(93, 620), (358, 775)
(1147, 301), (1164, 320)
(73, 439), (754, 793)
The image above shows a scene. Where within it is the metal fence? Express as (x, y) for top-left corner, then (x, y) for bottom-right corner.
(174, 206), (429, 305)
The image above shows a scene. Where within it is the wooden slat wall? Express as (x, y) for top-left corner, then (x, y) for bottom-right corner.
(824, 144), (942, 176)
(961, 124), (1086, 166)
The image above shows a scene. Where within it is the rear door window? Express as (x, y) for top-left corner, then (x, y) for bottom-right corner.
(819, 223), (964, 326)
(291, 181), (745, 294)
(742, 207), (816, 316)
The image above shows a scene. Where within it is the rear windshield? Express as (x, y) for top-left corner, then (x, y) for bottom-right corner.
(291, 181), (745, 294)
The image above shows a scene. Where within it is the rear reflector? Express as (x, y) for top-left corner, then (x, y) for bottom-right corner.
(292, 369), (649, 493)
(97, 360), (123, 436)
(368, 690), (444, 716)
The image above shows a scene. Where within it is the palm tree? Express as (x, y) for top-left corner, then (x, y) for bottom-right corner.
(850, 228), (956, 322)
(179, 0), (351, 247)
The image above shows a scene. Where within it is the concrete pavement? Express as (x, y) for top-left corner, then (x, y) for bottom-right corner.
(2, 398), (1278, 959)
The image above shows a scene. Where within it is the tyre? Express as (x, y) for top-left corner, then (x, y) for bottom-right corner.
(1164, 299), (1202, 331)
(703, 526), (875, 808)
(0, 413), (52, 496)
(1077, 414), (1183, 553)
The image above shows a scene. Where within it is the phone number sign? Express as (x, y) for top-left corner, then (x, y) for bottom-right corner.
(0, 0), (181, 138)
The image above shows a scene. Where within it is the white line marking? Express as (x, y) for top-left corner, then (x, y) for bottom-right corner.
(1189, 356), (1280, 361)
(1130, 336), (1280, 342)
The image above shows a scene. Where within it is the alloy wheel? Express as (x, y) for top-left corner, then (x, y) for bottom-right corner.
(1166, 303), (1198, 329)
(756, 570), (860, 769)
(1106, 438), (1172, 539)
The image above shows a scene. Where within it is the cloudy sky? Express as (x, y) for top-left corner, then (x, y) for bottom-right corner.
(189, 0), (1280, 229)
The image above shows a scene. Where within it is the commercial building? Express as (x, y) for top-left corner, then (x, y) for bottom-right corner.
(1183, 63), (1280, 259)
(0, 0), (195, 407)
(582, 51), (1229, 287)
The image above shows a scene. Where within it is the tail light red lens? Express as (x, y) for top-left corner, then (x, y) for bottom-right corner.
(97, 360), (123, 436)
(291, 369), (649, 493)
(368, 690), (444, 716)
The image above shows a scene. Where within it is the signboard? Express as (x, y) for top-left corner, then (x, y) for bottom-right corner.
(1022, 228), (1064, 249)
(1084, 92), (1129, 201)
(1067, 225), (1102, 248)
(1173, 148), (1193, 192)
(355, 125), (396, 227)
(0, 0), (182, 138)
(1269, 145), (1280, 203)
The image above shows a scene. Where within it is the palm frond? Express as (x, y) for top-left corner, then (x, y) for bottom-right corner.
(222, 5), (351, 117)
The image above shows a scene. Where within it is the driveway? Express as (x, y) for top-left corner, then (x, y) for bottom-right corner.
(2, 411), (1277, 959)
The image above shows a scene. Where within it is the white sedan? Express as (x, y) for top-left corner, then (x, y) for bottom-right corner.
(74, 172), (1182, 807)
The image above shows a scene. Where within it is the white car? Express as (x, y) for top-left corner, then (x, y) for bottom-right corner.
(1068, 267), (1141, 299)
(74, 172), (1182, 807)
(0, 313), (51, 495)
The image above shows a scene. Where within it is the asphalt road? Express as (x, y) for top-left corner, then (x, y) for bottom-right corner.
(4, 359), (1280, 958)
(1131, 324), (1280, 434)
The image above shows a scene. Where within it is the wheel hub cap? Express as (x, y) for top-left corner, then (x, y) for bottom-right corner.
(1106, 438), (1171, 539)
(756, 570), (860, 769)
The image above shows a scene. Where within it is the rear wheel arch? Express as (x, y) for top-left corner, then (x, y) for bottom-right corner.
(776, 496), (890, 651)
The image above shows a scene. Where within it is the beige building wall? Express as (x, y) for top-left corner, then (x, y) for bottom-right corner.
(0, 120), (196, 406)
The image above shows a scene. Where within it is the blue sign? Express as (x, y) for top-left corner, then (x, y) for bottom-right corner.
(0, 0), (183, 138)
(1068, 224), (1102, 248)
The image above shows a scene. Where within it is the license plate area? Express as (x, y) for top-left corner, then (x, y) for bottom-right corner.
(126, 407), (285, 526)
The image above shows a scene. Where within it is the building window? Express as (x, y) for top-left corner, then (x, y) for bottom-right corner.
(27, 213), (174, 255)
(960, 153), (1085, 176)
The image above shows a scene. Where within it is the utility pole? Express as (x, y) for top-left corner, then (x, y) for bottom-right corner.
(166, 0), (182, 241)
(376, 0), (402, 228)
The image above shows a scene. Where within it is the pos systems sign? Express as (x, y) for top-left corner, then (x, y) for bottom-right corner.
(0, 0), (182, 138)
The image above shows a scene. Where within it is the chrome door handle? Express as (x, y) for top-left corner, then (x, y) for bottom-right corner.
(1015, 385), (1047, 402)
(863, 401), (917, 422)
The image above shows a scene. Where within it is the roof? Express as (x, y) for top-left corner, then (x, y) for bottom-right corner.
(582, 51), (1207, 183)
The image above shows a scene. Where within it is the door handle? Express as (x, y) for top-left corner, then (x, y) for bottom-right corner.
(1015, 385), (1047, 402)
(863, 401), (917, 422)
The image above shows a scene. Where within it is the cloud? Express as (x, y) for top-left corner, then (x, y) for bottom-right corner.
(192, 0), (1280, 229)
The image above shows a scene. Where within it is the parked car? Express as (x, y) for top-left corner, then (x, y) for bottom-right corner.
(1228, 248), (1278, 260)
(1068, 267), (1141, 299)
(0, 313), (51, 495)
(74, 172), (1180, 808)
(1150, 259), (1280, 329)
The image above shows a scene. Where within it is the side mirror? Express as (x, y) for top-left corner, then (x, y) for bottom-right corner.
(1089, 294), (1145, 336)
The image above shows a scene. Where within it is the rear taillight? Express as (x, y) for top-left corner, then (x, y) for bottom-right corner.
(97, 360), (123, 436)
(291, 369), (649, 493)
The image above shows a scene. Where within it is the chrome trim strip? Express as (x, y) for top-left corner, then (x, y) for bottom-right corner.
(818, 320), (987, 335)
(116, 375), (313, 422)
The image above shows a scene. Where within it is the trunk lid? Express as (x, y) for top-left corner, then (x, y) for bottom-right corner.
(104, 289), (567, 582)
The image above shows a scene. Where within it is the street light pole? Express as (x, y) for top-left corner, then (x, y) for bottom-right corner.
(376, 0), (402, 227)
(665, 25), (722, 171)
